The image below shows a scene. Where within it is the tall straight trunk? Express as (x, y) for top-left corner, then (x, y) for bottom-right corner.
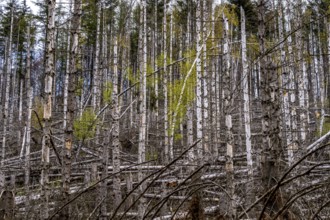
(309, 28), (318, 113)
(202, 0), (209, 155)
(285, 0), (297, 165)
(223, 12), (235, 218)
(196, 0), (203, 161)
(258, 0), (282, 216)
(41, 0), (56, 218)
(210, 6), (218, 158)
(154, 0), (159, 154)
(63, 0), (72, 140)
(317, 19), (325, 137)
(1, 5), (14, 165)
(138, 1), (148, 218)
(92, 0), (101, 111)
(18, 79), (23, 144)
(101, 8), (108, 86)
(216, 46), (221, 159)
(278, 1), (290, 148)
(0, 59), (2, 105)
(9, 65), (16, 126)
(163, 0), (169, 163)
(297, 1), (307, 142)
(10, 29), (20, 126)
(241, 7), (254, 217)
(61, 0), (81, 218)
(328, 21), (330, 108)
(112, 38), (122, 209)
(186, 11), (195, 162)
(168, 5), (174, 161)
(24, 24), (32, 210)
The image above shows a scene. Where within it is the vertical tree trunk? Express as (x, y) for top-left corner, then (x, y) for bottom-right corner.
(297, 0), (308, 142)
(317, 18), (325, 137)
(138, 1), (148, 218)
(309, 28), (318, 117)
(285, 0), (297, 165)
(154, 0), (159, 157)
(1, 5), (14, 165)
(112, 38), (122, 210)
(168, 4), (174, 161)
(196, 0), (203, 161)
(61, 0), (80, 218)
(278, 1), (288, 146)
(223, 12), (235, 218)
(92, 0), (101, 111)
(202, 0), (209, 156)
(41, 0), (56, 218)
(63, 0), (72, 142)
(241, 6), (254, 217)
(328, 20), (330, 108)
(258, 0), (283, 217)
(210, 5), (218, 159)
(18, 79), (23, 145)
(163, 0), (169, 163)
(24, 24), (32, 210)
(186, 10), (195, 162)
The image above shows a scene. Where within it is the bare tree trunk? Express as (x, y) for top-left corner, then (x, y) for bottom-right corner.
(18, 79), (23, 145)
(241, 6), (254, 217)
(202, 0), (209, 156)
(210, 5), (218, 159)
(1, 5), (14, 165)
(92, 0), (101, 111)
(223, 12), (235, 218)
(138, 1), (148, 218)
(285, 0), (297, 165)
(0, 60), (2, 106)
(63, 0), (72, 141)
(317, 16), (325, 137)
(61, 0), (80, 218)
(112, 38), (122, 209)
(297, 1), (308, 143)
(258, 0), (283, 216)
(168, 4), (174, 161)
(163, 0), (169, 163)
(196, 0), (203, 162)
(186, 11), (195, 162)
(41, 0), (56, 218)
(154, 0), (159, 158)
(309, 28), (318, 116)
(24, 24), (32, 211)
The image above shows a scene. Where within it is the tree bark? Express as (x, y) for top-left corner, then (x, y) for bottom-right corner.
(241, 6), (254, 217)
(163, 0), (169, 163)
(1, 4), (14, 165)
(258, 0), (283, 216)
(223, 12), (235, 218)
(202, 0), (209, 156)
(61, 0), (81, 218)
(92, 0), (101, 111)
(24, 24), (33, 211)
(41, 0), (56, 218)
(112, 38), (122, 209)
(196, 0), (203, 162)
(138, 1), (148, 218)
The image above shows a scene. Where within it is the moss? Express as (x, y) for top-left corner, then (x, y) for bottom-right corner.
(74, 108), (98, 140)
(102, 82), (113, 104)
(146, 151), (158, 161)
(32, 97), (43, 129)
(318, 117), (330, 136)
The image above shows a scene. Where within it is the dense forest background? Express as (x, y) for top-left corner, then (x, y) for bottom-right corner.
(0, 0), (330, 219)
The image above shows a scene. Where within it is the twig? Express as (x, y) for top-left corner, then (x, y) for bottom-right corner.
(48, 160), (155, 219)
(111, 139), (201, 220)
